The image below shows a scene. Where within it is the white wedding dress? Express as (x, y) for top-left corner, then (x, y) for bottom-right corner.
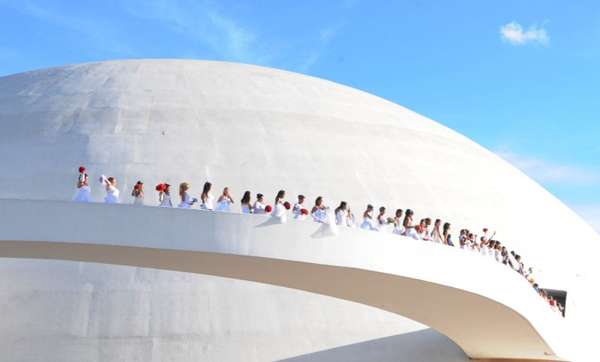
(104, 185), (120, 204)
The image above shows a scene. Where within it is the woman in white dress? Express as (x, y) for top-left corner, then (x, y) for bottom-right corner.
(178, 182), (198, 208)
(360, 204), (378, 231)
(430, 219), (443, 243)
(216, 187), (234, 212)
(402, 209), (419, 238)
(346, 208), (356, 227)
(272, 190), (287, 222)
(99, 175), (120, 204)
(377, 207), (387, 228)
(392, 209), (405, 235)
(131, 181), (144, 206)
(334, 201), (348, 226)
(74, 166), (92, 202)
(417, 218), (432, 241)
(253, 193), (266, 214)
(311, 196), (328, 223)
(199, 182), (215, 210)
(157, 183), (173, 207)
(240, 191), (253, 214)
(292, 194), (306, 220)
(493, 242), (503, 262)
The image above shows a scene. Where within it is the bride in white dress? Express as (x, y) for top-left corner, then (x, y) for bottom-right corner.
(334, 201), (348, 226)
(392, 209), (405, 235)
(253, 193), (266, 214)
(402, 209), (419, 239)
(157, 183), (173, 207)
(360, 204), (378, 231)
(215, 187), (234, 212)
(311, 196), (329, 223)
(292, 194), (306, 220)
(199, 182), (215, 211)
(74, 166), (92, 202)
(240, 191), (253, 214)
(99, 175), (120, 204)
(178, 182), (198, 208)
(272, 190), (287, 223)
(131, 181), (144, 206)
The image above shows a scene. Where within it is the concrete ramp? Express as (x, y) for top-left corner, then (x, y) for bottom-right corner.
(0, 199), (568, 361)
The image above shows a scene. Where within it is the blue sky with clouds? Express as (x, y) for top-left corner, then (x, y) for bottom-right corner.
(1, 0), (599, 231)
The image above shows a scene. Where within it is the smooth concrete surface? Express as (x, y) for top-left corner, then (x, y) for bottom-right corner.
(0, 199), (567, 361)
(0, 59), (597, 287)
(0, 59), (596, 361)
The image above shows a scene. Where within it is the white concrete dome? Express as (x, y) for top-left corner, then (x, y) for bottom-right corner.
(0, 59), (597, 361)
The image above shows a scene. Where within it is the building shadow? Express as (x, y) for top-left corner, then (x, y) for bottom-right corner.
(277, 328), (467, 362)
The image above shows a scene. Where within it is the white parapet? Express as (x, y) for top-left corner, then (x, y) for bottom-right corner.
(0, 199), (568, 361)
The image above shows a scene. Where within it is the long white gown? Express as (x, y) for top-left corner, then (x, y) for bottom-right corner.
(133, 194), (144, 206)
(74, 173), (92, 202)
(215, 197), (233, 212)
(159, 193), (173, 208)
(178, 192), (195, 208)
(200, 194), (215, 210)
(292, 203), (304, 219)
(241, 203), (252, 214)
(312, 207), (328, 223)
(253, 201), (266, 214)
(346, 214), (356, 227)
(104, 185), (120, 204)
(393, 222), (405, 236)
(360, 212), (378, 231)
(404, 227), (420, 240)
(335, 209), (346, 226)
(272, 202), (287, 223)
(74, 185), (92, 202)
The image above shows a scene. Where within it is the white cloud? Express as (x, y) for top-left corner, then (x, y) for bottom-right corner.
(497, 151), (600, 185)
(500, 21), (549, 46)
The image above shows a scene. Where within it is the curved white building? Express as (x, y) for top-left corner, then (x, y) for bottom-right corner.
(0, 59), (597, 361)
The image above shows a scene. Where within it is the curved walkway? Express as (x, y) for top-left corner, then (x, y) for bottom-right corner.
(0, 199), (568, 361)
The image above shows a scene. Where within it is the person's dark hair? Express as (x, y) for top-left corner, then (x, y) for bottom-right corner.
(379, 206), (385, 213)
(424, 218), (431, 225)
(434, 218), (441, 225)
(406, 209), (414, 217)
(366, 204), (373, 211)
(315, 196), (323, 206)
(275, 190), (285, 204)
(241, 191), (251, 205)
(395, 209), (403, 218)
(335, 201), (347, 213)
(256, 193), (264, 200)
(201, 182), (212, 201)
(298, 194), (305, 200)
(443, 222), (451, 233)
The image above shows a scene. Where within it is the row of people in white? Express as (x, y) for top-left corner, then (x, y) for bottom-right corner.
(73, 171), (520, 268)
(73, 168), (554, 314)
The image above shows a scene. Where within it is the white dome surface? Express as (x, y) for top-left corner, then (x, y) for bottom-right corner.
(0, 59), (597, 361)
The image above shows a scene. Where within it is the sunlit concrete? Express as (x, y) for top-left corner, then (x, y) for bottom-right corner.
(0, 59), (597, 361)
(0, 199), (567, 361)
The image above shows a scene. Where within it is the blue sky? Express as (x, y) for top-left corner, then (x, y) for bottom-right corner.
(1, 0), (599, 231)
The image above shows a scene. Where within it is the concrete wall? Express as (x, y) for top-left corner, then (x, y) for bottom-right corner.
(0, 199), (568, 360)
(0, 59), (596, 361)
